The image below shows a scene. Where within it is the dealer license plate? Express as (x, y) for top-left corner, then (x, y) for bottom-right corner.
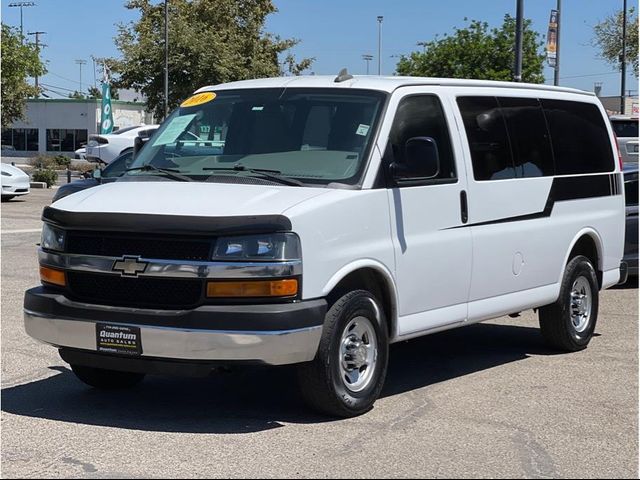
(96, 324), (142, 356)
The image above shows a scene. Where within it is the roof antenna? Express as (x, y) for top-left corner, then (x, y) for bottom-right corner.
(334, 68), (354, 83)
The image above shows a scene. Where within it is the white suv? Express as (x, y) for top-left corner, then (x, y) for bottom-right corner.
(610, 115), (638, 163)
(86, 125), (158, 164)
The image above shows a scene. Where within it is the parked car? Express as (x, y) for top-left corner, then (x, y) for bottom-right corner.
(1, 163), (30, 201)
(610, 115), (639, 163)
(86, 125), (158, 164)
(74, 147), (87, 160)
(26, 75), (627, 417)
(623, 162), (638, 277)
(52, 150), (134, 203)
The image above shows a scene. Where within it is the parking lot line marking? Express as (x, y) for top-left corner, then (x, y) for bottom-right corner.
(2, 228), (42, 234)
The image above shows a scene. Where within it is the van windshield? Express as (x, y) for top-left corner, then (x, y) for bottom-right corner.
(128, 88), (386, 186)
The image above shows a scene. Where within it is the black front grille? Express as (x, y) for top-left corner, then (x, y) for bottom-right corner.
(67, 272), (203, 309)
(65, 232), (212, 261)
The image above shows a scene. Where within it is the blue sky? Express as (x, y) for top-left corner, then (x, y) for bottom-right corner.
(2, 0), (636, 98)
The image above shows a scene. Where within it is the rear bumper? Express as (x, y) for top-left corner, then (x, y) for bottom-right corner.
(24, 287), (326, 367)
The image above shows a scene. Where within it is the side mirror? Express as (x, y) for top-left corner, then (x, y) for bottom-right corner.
(389, 136), (440, 182)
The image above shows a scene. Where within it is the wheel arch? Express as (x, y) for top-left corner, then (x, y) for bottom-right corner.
(562, 228), (604, 289)
(322, 260), (399, 341)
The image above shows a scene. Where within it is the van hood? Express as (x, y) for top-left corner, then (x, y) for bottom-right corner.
(51, 180), (331, 217)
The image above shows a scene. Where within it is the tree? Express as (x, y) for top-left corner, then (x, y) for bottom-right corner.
(87, 85), (120, 100)
(1, 24), (46, 126)
(68, 91), (86, 99)
(396, 15), (545, 83)
(112, 0), (314, 119)
(592, 8), (639, 77)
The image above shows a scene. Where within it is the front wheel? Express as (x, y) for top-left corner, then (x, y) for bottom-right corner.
(71, 365), (145, 389)
(297, 290), (389, 418)
(539, 255), (599, 351)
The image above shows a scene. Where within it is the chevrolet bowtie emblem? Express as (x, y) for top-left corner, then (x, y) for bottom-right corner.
(112, 256), (148, 277)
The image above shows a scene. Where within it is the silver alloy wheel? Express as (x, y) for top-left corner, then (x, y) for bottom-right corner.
(339, 316), (378, 393)
(570, 276), (592, 333)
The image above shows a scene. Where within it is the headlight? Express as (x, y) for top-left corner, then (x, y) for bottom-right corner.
(1, 171), (11, 177)
(212, 233), (300, 261)
(41, 223), (66, 252)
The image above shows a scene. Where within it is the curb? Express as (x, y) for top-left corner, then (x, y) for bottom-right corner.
(30, 182), (48, 189)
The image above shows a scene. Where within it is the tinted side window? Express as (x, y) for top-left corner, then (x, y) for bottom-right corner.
(611, 120), (639, 138)
(541, 99), (614, 175)
(497, 97), (554, 177)
(625, 177), (638, 206)
(457, 96), (515, 180)
(388, 95), (456, 181)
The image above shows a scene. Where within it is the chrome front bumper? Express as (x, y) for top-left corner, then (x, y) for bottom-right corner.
(24, 310), (322, 366)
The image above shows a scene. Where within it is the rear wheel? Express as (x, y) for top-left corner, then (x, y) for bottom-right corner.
(297, 290), (389, 418)
(71, 365), (145, 389)
(539, 255), (599, 351)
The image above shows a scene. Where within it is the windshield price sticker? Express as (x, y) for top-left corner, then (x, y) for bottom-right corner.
(152, 114), (197, 147)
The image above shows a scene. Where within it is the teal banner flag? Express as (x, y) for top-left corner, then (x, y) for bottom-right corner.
(100, 83), (114, 134)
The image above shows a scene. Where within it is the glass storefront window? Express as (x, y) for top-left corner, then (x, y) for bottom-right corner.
(2, 128), (39, 151)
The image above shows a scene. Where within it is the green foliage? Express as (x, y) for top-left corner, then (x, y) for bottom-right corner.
(396, 15), (545, 83)
(30, 154), (58, 170)
(111, 0), (314, 119)
(31, 168), (58, 188)
(87, 85), (120, 100)
(68, 91), (86, 99)
(53, 154), (71, 167)
(1, 24), (47, 126)
(592, 8), (638, 77)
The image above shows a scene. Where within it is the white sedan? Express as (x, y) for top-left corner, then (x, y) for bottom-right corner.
(86, 125), (158, 164)
(1, 163), (30, 201)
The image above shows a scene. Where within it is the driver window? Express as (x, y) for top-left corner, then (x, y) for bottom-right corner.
(387, 95), (457, 181)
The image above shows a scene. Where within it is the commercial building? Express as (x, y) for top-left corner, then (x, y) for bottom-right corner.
(1, 99), (154, 156)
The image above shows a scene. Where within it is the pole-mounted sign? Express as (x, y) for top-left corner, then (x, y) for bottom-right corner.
(546, 10), (559, 68)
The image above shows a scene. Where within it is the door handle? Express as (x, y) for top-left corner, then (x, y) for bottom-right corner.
(460, 190), (468, 224)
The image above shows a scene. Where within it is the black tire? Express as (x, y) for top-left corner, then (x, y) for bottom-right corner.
(1, 196), (15, 202)
(539, 255), (599, 351)
(71, 365), (145, 389)
(297, 290), (389, 418)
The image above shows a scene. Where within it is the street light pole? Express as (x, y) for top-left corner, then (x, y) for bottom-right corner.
(621, 0), (627, 114)
(164, 0), (169, 119)
(8, 2), (35, 41)
(554, 0), (561, 86)
(362, 54), (373, 75)
(75, 59), (87, 94)
(514, 0), (524, 82)
(377, 16), (383, 75)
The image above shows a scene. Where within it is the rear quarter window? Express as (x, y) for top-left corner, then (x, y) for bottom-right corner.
(541, 99), (614, 175)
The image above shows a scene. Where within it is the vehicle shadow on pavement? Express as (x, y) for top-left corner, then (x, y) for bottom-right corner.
(1, 323), (559, 433)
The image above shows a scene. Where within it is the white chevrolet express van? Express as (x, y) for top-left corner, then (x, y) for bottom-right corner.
(25, 74), (627, 417)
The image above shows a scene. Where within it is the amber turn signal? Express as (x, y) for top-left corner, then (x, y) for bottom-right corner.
(40, 266), (66, 287)
(207, 279), (298, 298)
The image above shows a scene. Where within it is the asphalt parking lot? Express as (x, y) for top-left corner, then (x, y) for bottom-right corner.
(1, 188), (638, 478)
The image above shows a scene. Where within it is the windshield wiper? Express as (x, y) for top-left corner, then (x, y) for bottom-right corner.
(203, 164), (303, 186)
(125, 164), (194, 182)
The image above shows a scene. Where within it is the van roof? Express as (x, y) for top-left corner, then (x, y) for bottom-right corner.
(195, 75), (594, 96)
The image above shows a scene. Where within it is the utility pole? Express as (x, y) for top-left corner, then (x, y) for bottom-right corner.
(164, 0), (169, 119)
(377, 16), (383, 75)
(75, 59), (87, 95)
(8, 2), (35, 41)
(27, 31), (45, 90)
(514, 0), (524, 82)
(554, 0), (561, 86)
(621, 0), (627, 114)
(362, 54), (373, 75)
